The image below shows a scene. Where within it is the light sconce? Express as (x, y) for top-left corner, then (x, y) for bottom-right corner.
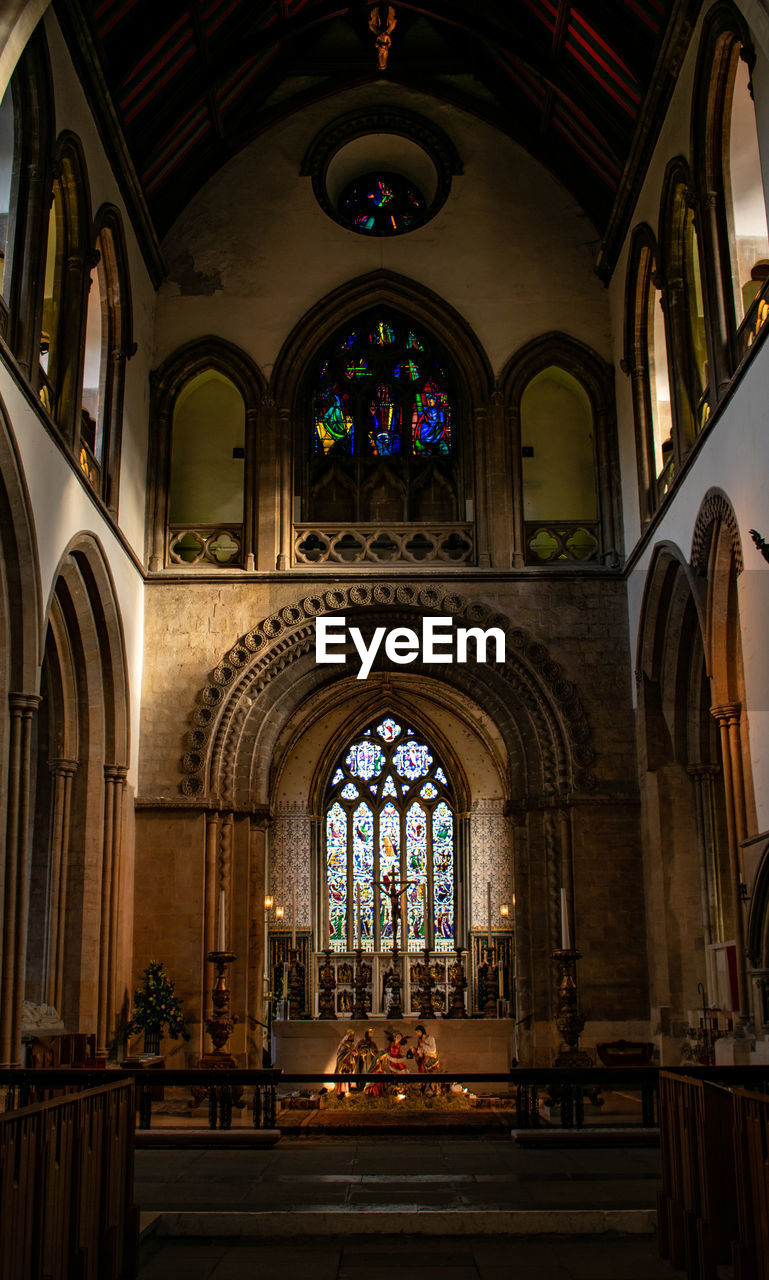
(275, 905), (284, 921)
(264, 895), (274, 910)
(500, 904), (509, 919)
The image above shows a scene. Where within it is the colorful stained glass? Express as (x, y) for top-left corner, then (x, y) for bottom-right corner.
(405, 802), (427, 949)
(368, 383), (401, 455)
(394, 360), (420, 380)
(393, 739), (432, 780)
(325, 719), (454, 956)
(338, 172), (426, 237)
(369, 321), (395, 345)
(346, 739), (385, 780)
(338, 331), (358, 351)
(327, 802), (348, 951)
(314, 384), (353, 455)
(345, 359), (369, 379)
(432, 801), (454, 951)
(412, 379), (452, 455)
(406, 331), (424, 351)
(379, 802), (400, 942)
(352, 803), (375, 950)
(377, 717), (401, 741)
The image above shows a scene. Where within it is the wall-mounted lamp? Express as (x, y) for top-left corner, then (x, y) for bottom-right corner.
(264, 895), (274, 910)
(275, 905), (284, 920)
(500, 904), (509, 918)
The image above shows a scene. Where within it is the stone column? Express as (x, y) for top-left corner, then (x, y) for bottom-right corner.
(474, 405), (491, 567)
(0, 692), (40, 1067)
(710, 703), (749, 1019)
(204, 811), (220, 958)
(277, 407), (292, 570)
(247, 810), (270, 1065)
(97, 764), (127, 1054)
(243, 407), (259, 571)
(148, 404), (171, 571)
(508, 404), (525, 567)
(688, 764), (721, 953)
(702, 192), (734, 394)
(45, 757), (78, 1012)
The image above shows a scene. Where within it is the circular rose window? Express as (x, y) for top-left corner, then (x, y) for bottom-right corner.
(338, 170), (427, 236)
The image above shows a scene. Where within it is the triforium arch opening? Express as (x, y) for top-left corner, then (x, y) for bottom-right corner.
(146, 335), (266, 572)
(271, 270), (493, 570)
(499, 331), (621, 569)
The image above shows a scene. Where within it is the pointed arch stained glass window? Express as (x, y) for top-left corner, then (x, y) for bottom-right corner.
(324, 718), (455, 953)
(312, 316), (454, 458)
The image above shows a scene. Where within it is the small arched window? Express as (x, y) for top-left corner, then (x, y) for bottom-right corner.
(0, 82), (14, 306)
(626, 229), (674, 521)
(39, 136), (91, 441)
(660, 164), (709, 447)
(167, 369), (246, 566)
(694, 8), (769, 380)
(325, 716), (455, 954)
(80, 209), (132, 511)
(520, 365), (599, 563)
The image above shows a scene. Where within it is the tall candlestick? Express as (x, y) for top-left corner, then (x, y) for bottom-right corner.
(560, 887), (572, 949)
(487, 882), (492, 950)
(356, 882), (362, 948)
(400, 888), (407, 952)
(322, 876), (329, 945)
(217, 889), (225, 951)
(292, 882), (297, 947)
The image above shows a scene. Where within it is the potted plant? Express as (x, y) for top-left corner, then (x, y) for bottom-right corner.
(128, 960), (190, 1056)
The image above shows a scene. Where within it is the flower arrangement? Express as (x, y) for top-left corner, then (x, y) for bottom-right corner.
(128, 960), (190, 1051)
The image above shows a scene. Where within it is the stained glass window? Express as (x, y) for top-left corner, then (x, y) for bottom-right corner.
(311, 314), (455, 458)
(323, 719), (455, 953)
(338, 172), (426, 237)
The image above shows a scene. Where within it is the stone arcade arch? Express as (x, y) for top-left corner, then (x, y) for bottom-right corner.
(171, 584), (651, 1065)
(0, 393), (42, 1065)
(28, 533), (130, 1057)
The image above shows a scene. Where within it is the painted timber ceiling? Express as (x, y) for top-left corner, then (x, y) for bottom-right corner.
(60, 0), (697, 254)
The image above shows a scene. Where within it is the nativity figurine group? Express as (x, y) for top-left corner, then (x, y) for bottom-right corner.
(334, 1024), (444, 1096)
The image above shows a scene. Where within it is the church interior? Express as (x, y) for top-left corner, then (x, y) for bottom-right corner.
(1, 0), (769, 1275)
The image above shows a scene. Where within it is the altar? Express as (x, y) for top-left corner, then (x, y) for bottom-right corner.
(272, 1018), (516, 1091)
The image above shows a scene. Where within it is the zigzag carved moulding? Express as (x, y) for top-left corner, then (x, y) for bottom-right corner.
(179, 585), (598, 799)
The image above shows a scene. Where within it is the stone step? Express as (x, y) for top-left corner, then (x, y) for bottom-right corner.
(148, 1207), (657, 1237)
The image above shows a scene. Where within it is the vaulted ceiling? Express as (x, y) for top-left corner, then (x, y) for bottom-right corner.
(60, 0), (699, 270)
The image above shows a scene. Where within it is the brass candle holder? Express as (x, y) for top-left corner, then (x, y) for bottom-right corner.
(203, 950), (238, 1060)
(482, 946), (498, 1018)
(287, 946), (306, 1019)
(352, 946), (368, 1019)
(551, 947), (591, 1067)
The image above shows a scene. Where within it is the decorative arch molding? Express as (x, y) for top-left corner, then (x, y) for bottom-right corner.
(690, 486), (744, 576)
(623, 223), (664, 526)
(146, 335), (267, 571)
(178, 585), (598, 806)
(0, 392), (42, 691)
(270, 269), (493, 409)
(89, 203), (136, 515)
(498, 330), (621, 568)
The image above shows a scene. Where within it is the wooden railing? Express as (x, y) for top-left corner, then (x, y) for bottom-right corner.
(657, 1070), (769, 1280)
(0, 1077), (138, 1280)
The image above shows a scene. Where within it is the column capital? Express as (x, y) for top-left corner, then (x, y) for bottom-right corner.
(104, 764), (128, 783)
(8, 692), (41, 713)
(250, 807), (271, 831)
(49, 757), (79, 778)
(710, 702), (741, 726)
(686, 762), (720, 780)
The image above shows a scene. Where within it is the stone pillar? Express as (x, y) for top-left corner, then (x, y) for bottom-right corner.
(97, 764), (127, 1054)
(688, 764), (721, 976)
(204, 811), (219, 959)
(277, 407), (292, 570)
(148, 405), (171, 571)
(508, 404), (525, 567)
(243, 407), (259, 571)
(46, 757), (78, 1012)
(0, 692), (40, 1066)
(247, 810), (270, 1065)
(474, 405), (491, 567)
(710, 703), (749, 1019)
(702, 192), (734, 394)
